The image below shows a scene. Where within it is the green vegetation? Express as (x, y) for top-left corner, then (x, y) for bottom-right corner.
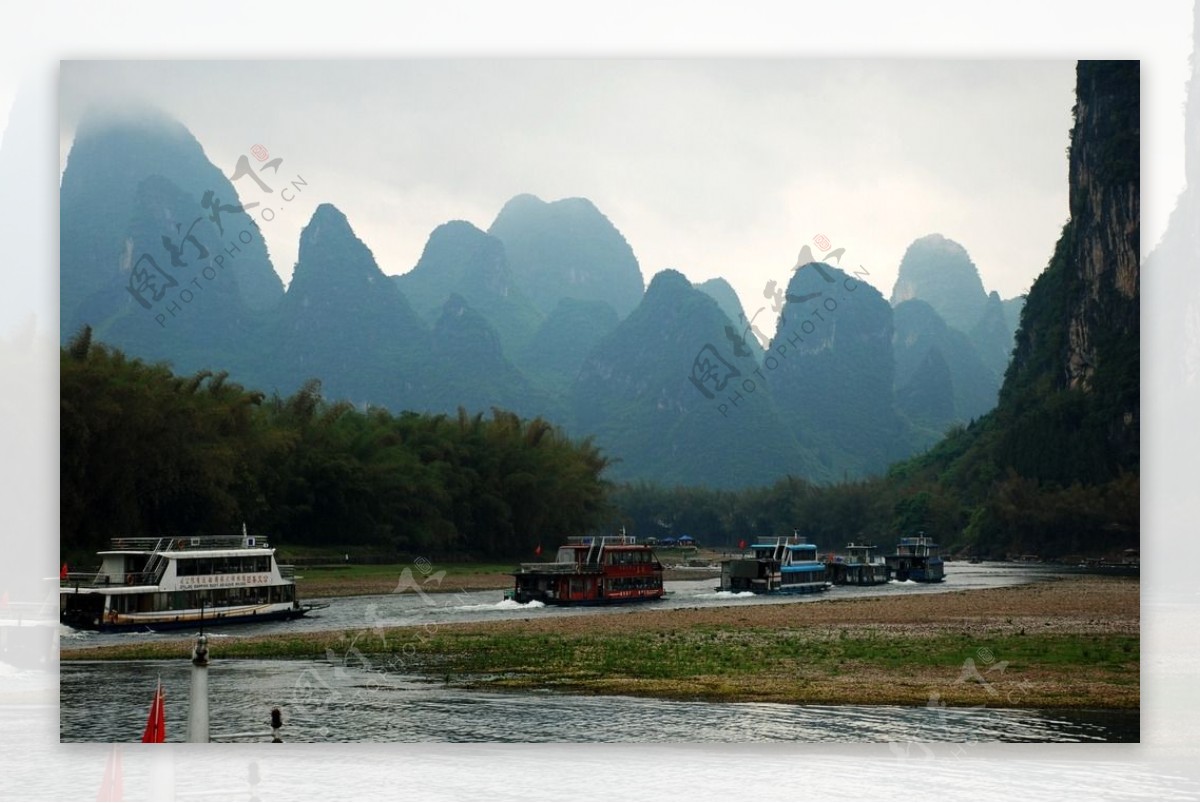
(61, 329), (613, 562)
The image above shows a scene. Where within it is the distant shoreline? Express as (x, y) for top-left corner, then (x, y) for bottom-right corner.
(60, 575), (1138, 710)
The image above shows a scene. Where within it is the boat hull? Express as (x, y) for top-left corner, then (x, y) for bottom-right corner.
(511, 536), (666, 607)
(718, 582), (829, 595)
(886, 559), (945, 583)
(61, 604), (318, 633)
(511, 590), (664, 607)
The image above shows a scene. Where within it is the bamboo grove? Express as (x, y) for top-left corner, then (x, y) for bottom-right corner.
(61, 327), (614, 562)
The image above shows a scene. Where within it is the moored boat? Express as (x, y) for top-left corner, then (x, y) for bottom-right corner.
(511, 534), (665, 605)
(60, 528), (324, 632)
(720, 537), (830, 594)
(825, 543), (890, 585)
(885, 533), (946, 582)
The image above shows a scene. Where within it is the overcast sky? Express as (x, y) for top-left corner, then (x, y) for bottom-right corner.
(60, 60), (1077, 329)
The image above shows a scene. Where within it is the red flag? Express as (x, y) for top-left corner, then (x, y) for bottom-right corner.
(97, 745), (123, 801)
(534, 544), (542, 557)
(140, 679), (165, 743)
(738, 539), (746, 550)
(60, 562), (69, 581)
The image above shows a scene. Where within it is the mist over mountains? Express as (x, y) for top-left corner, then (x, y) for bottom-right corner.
(59, 109), (1026, 489)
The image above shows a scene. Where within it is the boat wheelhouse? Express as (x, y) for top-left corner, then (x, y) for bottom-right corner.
(825, 543), (890, 586)
(511, 534), (665, 606)
(885, 533), (946, 582)
(720, 538), (830, 594)
(60, 530), (322, 632)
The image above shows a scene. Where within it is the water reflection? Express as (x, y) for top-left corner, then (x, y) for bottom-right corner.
(59, 659), (1137, 744)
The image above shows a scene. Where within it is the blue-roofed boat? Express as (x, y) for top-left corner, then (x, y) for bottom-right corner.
(719, 537), (830, 594)
(885, 533), (946, 582)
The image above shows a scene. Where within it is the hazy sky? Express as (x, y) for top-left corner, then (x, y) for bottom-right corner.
(60, 60), (1076, 330)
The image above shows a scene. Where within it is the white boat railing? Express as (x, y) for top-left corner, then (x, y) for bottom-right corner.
(108, 534), (270, 551)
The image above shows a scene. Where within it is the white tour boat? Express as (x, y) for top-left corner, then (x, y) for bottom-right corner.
(60, 528), (323, 632)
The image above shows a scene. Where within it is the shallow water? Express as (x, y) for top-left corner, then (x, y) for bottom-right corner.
(58, 658), (1137, 743)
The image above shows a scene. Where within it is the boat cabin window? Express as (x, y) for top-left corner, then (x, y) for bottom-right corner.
(176, 555), (271, 576)
(606, 550), (649, 565)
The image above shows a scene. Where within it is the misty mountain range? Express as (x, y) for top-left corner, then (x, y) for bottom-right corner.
(59, 109), (1024, 489)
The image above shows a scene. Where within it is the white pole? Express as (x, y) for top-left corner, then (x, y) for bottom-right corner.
(187, 634), (209, 743)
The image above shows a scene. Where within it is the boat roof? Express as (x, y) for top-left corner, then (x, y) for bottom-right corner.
(103, 534), (273, 552)
(562, 535), (645, 547)
(98, 548), (275, 559)
(751, 542), (817, 549)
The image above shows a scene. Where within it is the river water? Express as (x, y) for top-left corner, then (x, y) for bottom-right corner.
(58, 564), (1139, 743)
(60, 562), (1064, 650)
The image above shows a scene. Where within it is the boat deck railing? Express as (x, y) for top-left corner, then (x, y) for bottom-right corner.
(108, 534), (270, 552)
(563, 534), (641, 546)
(515, 561), (606, 574)
(60, 570), (158, 589)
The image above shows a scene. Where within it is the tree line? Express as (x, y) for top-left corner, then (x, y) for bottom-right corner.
(61, 328), (613, 563)
(62, 326), (1136, 565)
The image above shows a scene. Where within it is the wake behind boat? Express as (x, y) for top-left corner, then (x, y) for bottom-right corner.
(510, 534), (666, 605)
(60, 527), (325, 632)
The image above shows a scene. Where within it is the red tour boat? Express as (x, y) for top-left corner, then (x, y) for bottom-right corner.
(511, 533), (665, 605)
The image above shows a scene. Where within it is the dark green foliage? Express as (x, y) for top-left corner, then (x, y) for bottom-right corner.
(488, 194), (645, 318)
(881, 61), (1140, 556)
(60, 336), (613, 560)
(1002, 296), (1025, 342)
(1075, 61), (1139, 188)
